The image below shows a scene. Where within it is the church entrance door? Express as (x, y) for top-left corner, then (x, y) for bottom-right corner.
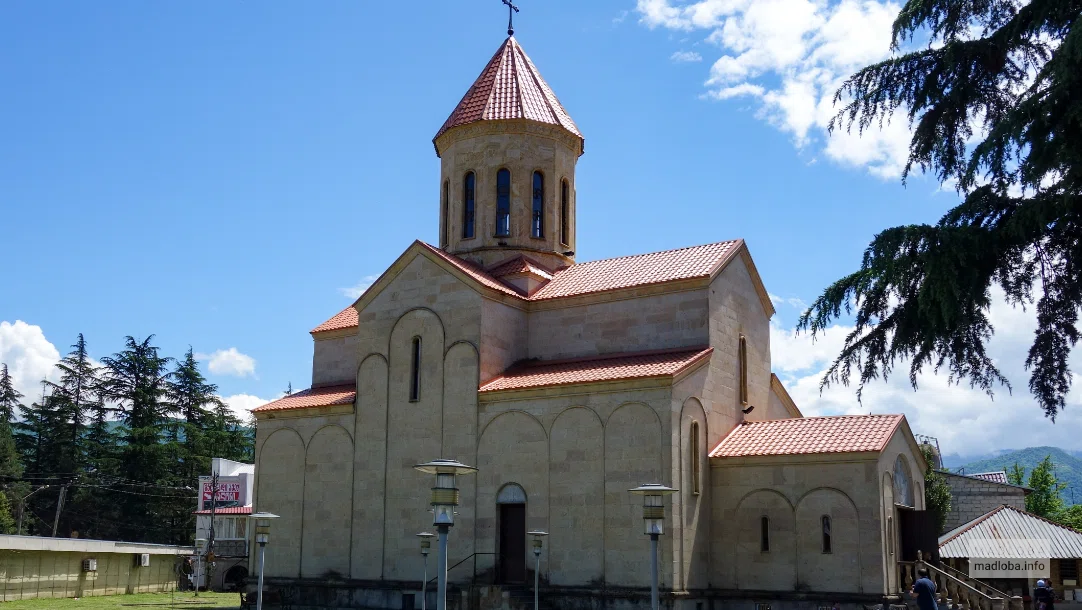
(499, 503), (527, 583)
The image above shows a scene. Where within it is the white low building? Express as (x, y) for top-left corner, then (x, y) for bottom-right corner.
(192, 457), (254, 591)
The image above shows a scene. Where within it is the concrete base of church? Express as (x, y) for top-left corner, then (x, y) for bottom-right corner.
(267, 578), (905, 610)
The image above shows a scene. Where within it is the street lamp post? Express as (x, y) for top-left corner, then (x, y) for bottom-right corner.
(251, 512), (279, 610)
(417, 532), (435, 610)
(528, 530), (548, 610)
(629, 484), (677, 610)
(414, 459), (477, 610)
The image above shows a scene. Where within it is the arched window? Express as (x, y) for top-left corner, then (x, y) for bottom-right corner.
(739, 335), (748, 405)
(821, 515), (832, 553)
(531, 171), (544, 238)
(690, 421), (700, 495)
(496, 169), (511, 237)
(463, 173), (476, 239)
(761, 516), (770, 552)
(409, 337), (421, 402)
(560, 179), (570, 245)
(441, 179), (449, 247)
(893, 456), (915, 507)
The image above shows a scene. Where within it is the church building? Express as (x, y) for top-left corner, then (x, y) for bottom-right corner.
(250, 30), (932, 610)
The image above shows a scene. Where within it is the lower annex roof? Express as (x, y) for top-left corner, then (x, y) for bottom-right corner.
(252, 348), (712, 413)
(709, 414), (905, 458)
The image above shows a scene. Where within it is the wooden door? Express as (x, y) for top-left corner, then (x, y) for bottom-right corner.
(499, 504), (527, 583)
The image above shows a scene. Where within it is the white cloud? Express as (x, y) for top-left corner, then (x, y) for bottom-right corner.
(638, 0), (913, 177)
(770, 289), (1082, 458)
(0, 320), (61, 402)
(196, 348), (256, 378)
(671, 50), (704, 63)
(220, 393), (273, 422)
(340, 275), (380, 300)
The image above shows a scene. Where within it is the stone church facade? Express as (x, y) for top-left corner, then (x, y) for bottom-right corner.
(251, 34), (931, 610)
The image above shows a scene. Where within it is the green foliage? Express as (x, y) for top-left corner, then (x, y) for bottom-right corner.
(1007, 462), (1026, 485)
(798, 0), (1082, 419)
(1026, 456), (1067, 517)
(0, 490), (15, 535)
(0, 364), (22, 424)
(923, 445), (953, 533)
(1058, 504), (1082, 530)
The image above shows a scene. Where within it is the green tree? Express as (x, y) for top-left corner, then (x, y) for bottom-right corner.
(44, 334), (99, 474)
(1007, 462), (1027, 486)
(1026, 456), (1066, 518)
(922, 445), (953, 533)
(1057, 504), (1082, 530)
(798, 0), (1082, 419)
(98, 336), (174, 542)
(0, 364), (21, 424)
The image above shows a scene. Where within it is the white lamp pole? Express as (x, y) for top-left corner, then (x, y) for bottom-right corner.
(414, 459), (477, 610)
(528, 530), (548, 610)
(251, 512), (279, 610)
(417, 532), (435, 610)
(629, 484), (677, 610)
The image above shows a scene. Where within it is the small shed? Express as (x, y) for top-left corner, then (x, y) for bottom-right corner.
(939, 505), (1082, 601)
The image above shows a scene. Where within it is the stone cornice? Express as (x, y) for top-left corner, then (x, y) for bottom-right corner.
(434, 118), (583, 158)
(253, 402), (355, 420)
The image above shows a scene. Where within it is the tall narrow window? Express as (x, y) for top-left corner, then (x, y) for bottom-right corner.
(496, 169), (511, 237)
(739, 335), (748, 404)
(409, 337), (421, 402)
(821, 515), (832, 553)
(531, 171), (544, 238)
(887, 516), (894, 555)
(560, 179), (570, 245)
(441, 180), (449, 248)
(690, 421), (700, 495)
(463, 173), (476, 239)
(760, 516), (770, 552)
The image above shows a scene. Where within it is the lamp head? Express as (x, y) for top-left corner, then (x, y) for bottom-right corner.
(414, 459), (477, 527)
(528, 530), (548, 555)
(251, 512), (279, 545)
(417, 531), (435, 555)
(628, 484), (677, 536)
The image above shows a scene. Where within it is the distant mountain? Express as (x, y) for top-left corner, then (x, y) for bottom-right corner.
(955, 446), (1082, 505)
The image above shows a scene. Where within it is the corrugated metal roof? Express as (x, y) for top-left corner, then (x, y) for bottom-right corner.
(971, 471), (1009, 484)
(939, 505), (1082, 559)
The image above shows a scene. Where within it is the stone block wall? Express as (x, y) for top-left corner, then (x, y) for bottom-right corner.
(941, 472), (1026, 533)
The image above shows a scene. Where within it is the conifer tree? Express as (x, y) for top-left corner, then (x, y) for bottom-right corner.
(0, 364), (21, 424)
(799, 0), (1082, 419)
(1026, 455), (1066, 518)
(44, 334), (99, 475)
(98, 336), (174, 541)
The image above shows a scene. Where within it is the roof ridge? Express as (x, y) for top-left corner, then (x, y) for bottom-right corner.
(736, 413), (903, 424)
(1000, 503), (1082, 535)
(939, 504), (1008, 545)
(568, 240), (741, 268)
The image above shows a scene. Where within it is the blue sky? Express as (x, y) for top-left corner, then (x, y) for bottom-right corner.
(2, 0), (1078, 457)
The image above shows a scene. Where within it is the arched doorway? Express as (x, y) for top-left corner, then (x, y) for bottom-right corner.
(497, 483), (527, 583)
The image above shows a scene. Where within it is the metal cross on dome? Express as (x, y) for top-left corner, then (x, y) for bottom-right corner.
(502, 0), (520, 36)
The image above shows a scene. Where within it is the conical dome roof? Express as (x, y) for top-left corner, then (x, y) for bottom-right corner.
(434, 36), (583, 154)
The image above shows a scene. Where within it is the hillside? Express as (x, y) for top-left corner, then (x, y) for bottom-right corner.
(957, 446), (1082, 505)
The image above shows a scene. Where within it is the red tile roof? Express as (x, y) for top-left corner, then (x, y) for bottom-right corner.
(250, 384), (356, 413)
(487, 255), (555, 280)
(709, 414), (904, 458)
(311, 305), (359, 333)
(311, 240), (744, 334)
(434, 36), (583, 151)
(479, 347), (712, 393)
(970, 471), (1009, 484)
(530, 240), (741, 300)
(193, 506), (252, 515)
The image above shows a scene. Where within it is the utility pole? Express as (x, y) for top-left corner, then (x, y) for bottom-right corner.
(51, 483), (69, 537)
(205, 471), (219, 592)
(17, 485), (50, 535)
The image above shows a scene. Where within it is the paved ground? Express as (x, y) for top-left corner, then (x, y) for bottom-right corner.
(0, 591), (240, 609)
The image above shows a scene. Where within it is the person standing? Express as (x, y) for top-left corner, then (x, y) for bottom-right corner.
(1034, 579), (1056, 610)
(909, 568), (939, 610)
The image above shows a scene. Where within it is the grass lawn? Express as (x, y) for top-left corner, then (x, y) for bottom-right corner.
(0, 591), (240, 609)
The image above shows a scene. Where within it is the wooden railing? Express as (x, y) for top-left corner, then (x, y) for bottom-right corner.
(899, 551), (1022, 610)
